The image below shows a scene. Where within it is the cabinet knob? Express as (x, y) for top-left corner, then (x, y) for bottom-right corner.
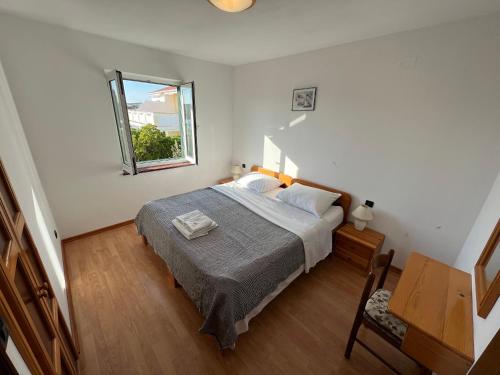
(37, 283), (49, 298)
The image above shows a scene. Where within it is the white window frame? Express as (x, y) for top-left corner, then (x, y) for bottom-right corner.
(106, 70), (198, 174)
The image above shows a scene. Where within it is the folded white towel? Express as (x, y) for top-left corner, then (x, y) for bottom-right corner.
(172, 210), (218, 240)
(176, 210), (214, 233)
(172, 218), (218, 240)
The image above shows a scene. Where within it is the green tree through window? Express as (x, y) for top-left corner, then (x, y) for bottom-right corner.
(131, 124), (182, 162)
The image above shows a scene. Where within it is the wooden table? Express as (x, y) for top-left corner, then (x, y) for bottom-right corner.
(388, 252), (474, 375)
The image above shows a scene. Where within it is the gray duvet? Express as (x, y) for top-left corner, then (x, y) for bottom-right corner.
(135, 187), (304, 349)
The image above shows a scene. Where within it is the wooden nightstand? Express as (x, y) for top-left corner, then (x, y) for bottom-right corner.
(334, 223), (385, 272)
(218, 177), (234, 184)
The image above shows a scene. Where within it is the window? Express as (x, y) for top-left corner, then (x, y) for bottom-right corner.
(107, 70), (198, 174)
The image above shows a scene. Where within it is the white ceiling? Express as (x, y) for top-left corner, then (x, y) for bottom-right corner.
(0, 0), (499, 65)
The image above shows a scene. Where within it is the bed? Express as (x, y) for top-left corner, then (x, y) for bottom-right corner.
(135, 166), (351, 349)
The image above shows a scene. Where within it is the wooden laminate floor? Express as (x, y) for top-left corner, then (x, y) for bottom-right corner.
(65, 224), (419, 375)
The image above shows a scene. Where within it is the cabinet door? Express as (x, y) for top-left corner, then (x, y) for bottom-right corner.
(61, 349), (76, 375)
(19, 226), (78, 371)
(13, 253), (58, 369)
(0, 163), (21, 229)
(0, 210), (55, 374)
(0, 213), (11, 263)
(57, 307), (78, 375)
(0, 161), (78, 374)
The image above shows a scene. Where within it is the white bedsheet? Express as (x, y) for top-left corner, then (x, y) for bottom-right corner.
(322, 205), (344, 231)
(212, 182), (342, 272)
(262, 186), (283, 200)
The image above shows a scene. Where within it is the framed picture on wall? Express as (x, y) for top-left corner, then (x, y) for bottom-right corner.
(292, 87), (317, 111)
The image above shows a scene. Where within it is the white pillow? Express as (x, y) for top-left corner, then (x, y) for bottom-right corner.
(277, 182), (342, 217)
(236, 172), (282, 193)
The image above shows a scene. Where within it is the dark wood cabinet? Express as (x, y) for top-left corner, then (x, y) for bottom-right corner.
(0, 160), (78, 375)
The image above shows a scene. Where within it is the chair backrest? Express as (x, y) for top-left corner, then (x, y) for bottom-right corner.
(353, 250), (396, 322)
(371, 249), (395, 291)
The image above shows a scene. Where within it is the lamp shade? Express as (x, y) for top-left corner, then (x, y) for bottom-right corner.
(230, 165), (242, 174)
(208, 0), (256, 12)
(352, 205), (374, 221)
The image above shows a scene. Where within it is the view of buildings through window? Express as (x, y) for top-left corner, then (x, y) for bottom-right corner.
(123, 80), (183, 164)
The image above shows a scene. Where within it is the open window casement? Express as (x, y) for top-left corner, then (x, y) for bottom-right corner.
(177, 82), (198, 165)
(107, 70), (198, 174)
(107, 70), (137, 175)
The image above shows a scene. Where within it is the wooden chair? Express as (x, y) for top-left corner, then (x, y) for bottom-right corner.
(344, 250), (430, 374)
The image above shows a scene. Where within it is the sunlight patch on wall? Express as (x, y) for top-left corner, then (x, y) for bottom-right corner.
(263, 135), (281, 171)
(289, 114), (307, 128)
(284, 156), (299, 177)
(32, 188), (66, 291)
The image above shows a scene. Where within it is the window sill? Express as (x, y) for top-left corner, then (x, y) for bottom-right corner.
(136, 161), (195, 174)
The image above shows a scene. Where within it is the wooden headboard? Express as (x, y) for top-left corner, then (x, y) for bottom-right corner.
(251, 165), (294, 187)
(250, 165), (352, 222)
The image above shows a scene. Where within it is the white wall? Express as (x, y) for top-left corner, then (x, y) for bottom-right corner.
(6, 339), (31, 375)
(0, 58), (66, 371)
(454, 171), (500, 362)
(0, 13), (233, 238)
(233, 14), (500, 268)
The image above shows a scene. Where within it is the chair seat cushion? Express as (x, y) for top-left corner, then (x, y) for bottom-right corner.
(364, 289), (408, 340)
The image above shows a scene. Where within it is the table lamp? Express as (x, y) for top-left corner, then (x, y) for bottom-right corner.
(352, 204), (374, 231)
(231, 165), (242, 180)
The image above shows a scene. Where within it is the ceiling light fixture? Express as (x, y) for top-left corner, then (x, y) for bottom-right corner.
(207, 0), (256, 13)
